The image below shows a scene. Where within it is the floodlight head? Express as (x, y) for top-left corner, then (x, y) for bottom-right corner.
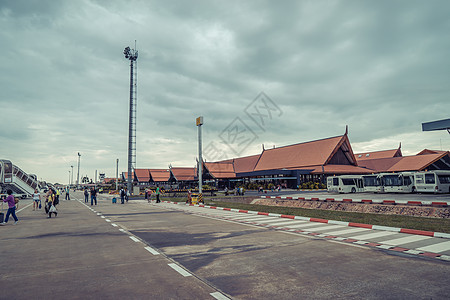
(123, 46), (138, 61)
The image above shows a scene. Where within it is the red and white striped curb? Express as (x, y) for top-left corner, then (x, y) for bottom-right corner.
(260, 196), (449, 207)
(161, 201), (450, 262)
(162, 201), (450, 239)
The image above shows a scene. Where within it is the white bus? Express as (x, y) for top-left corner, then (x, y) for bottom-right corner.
(362, 174), (383, 193)
(382, 172), (416, 193)
(414, 170), (450, 194)
(327, 175), (364, 193)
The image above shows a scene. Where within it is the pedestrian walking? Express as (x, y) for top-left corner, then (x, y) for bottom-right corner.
(120, 187), (125, 204)
(155, 185), (161, 203)
(84, 189), (89, 203)
(65, 186), (70, 200)
(1, 190), (19, 225)
(55, 188), (60, 204)
(32, 189), (41, 211)
(46, 190), (57, 218)
(126, 189), (130, 203)
(90, 187), (97, 206)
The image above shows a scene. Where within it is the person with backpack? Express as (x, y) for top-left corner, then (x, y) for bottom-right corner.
(120, 187), (125, 204)
(0, 190), (19, 225)
(90, 187), (97, 206)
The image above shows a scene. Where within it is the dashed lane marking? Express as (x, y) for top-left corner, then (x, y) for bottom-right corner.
(210, 292), (231, 300)
(168, 263), (192, 277)
(144, 246), (160, 255)
(129, 236), (140, 243)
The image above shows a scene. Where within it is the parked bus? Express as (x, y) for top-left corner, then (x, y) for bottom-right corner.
(382, 172), (416, 193)
(414, 170), (450, 194)
(362, 174), (383, 193)
(327, 175), (364, 193)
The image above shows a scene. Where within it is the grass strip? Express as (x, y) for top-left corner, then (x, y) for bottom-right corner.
(161, 197), (450, 234)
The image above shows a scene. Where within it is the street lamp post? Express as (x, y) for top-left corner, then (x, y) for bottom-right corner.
(71, 165), (74, 187)
(76, 152), (81, 189)
(116, 158), (119, 191)
(196, 116), (203, 202)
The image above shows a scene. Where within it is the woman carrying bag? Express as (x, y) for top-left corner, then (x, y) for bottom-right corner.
(46, 190), (57, 218)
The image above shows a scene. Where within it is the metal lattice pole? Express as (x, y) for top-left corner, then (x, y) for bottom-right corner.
(124, 45), (138, 195)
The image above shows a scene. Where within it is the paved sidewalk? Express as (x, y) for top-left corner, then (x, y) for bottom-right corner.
(0, 195), (222, 299)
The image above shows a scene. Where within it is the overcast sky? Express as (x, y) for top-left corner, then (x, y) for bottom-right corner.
(1, 0), (449, 184)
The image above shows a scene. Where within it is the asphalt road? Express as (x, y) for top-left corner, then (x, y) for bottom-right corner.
(1, 192), (449, 299)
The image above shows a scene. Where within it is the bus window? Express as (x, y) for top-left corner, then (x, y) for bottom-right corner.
(363, 176), (378, 186)
(341, 179), (355, 185)
(438, 175), (450, 184)
(333, 178), (338, 186)
(403, 176), (412, 186)
(425, 174), (435, 184)
(415, 174), (424, 184)
(384, 175), (401, 186)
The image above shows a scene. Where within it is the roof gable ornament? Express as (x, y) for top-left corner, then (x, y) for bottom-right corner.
(345, 125), (348, 135)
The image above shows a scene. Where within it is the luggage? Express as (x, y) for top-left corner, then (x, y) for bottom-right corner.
(0, 201), (3, 223)
(112, 197), (117, 204)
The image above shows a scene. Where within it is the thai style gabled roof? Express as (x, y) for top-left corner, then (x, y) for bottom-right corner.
(358, 151), (450, 173)
(149, 169), (171, 182)
(170, 167), (196, 181)
(134, 169), (150, 182)
(355, 143), (402, 161)
(204, 162), (236, 179)
(254, 134), (356, 171)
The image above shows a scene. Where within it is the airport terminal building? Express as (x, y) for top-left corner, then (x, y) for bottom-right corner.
(120, 129), (450, 189)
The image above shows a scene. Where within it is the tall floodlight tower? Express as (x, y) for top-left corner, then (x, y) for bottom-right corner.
(123, 44), (138, 195)
(76, 152), (81, 189)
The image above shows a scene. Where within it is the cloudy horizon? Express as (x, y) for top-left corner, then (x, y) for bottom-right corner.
(1, 0), (449, 184)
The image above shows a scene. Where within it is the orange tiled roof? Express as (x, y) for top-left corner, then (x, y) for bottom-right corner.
(358, 152), (449, 173)
(233, 154), (261, 173)
(254, 135), (352, 171)
(387, 153), (447, 172)
(417, 149), (447, 155)
(355, 148), (402, 161)
(149, 169), (171, 182)
(134, 169), (150, 182)
(171, 167), (196, 181)
(204, 162), (236, 179)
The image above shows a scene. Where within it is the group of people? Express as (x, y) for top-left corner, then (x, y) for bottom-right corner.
(33, 188), (59, 218)
(144, 185), (161, 203)
(83, 188), (98, 205)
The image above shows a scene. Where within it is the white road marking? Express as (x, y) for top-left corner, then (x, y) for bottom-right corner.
(380, 235), (432, 246)
(144, 246), (160, 255)
(284, 222), (330, 229)
(101, 216), (105, 219)
(210, 292), (231, 300)
(105, 219), (111, 222)
(119, 229), (127, 233)
(325, 228), (369, 236)
(129, 236), (140, 243)
(111, 223), (118, 227)
(302, 224), (346, 232)
(348, 231), (398, 240)
(417, 241), (450, 253)
(168, 263), (192, 277)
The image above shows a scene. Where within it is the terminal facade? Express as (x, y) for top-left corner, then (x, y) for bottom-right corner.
(119, 129), (450, 190)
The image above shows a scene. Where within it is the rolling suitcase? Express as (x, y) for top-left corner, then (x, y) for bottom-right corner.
(112, 197), (117, 204)
(0, 201), (4, 223)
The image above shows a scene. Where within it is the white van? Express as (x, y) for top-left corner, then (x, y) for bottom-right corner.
(414, 170), (450, 194)
(327, 175), (364, 193)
